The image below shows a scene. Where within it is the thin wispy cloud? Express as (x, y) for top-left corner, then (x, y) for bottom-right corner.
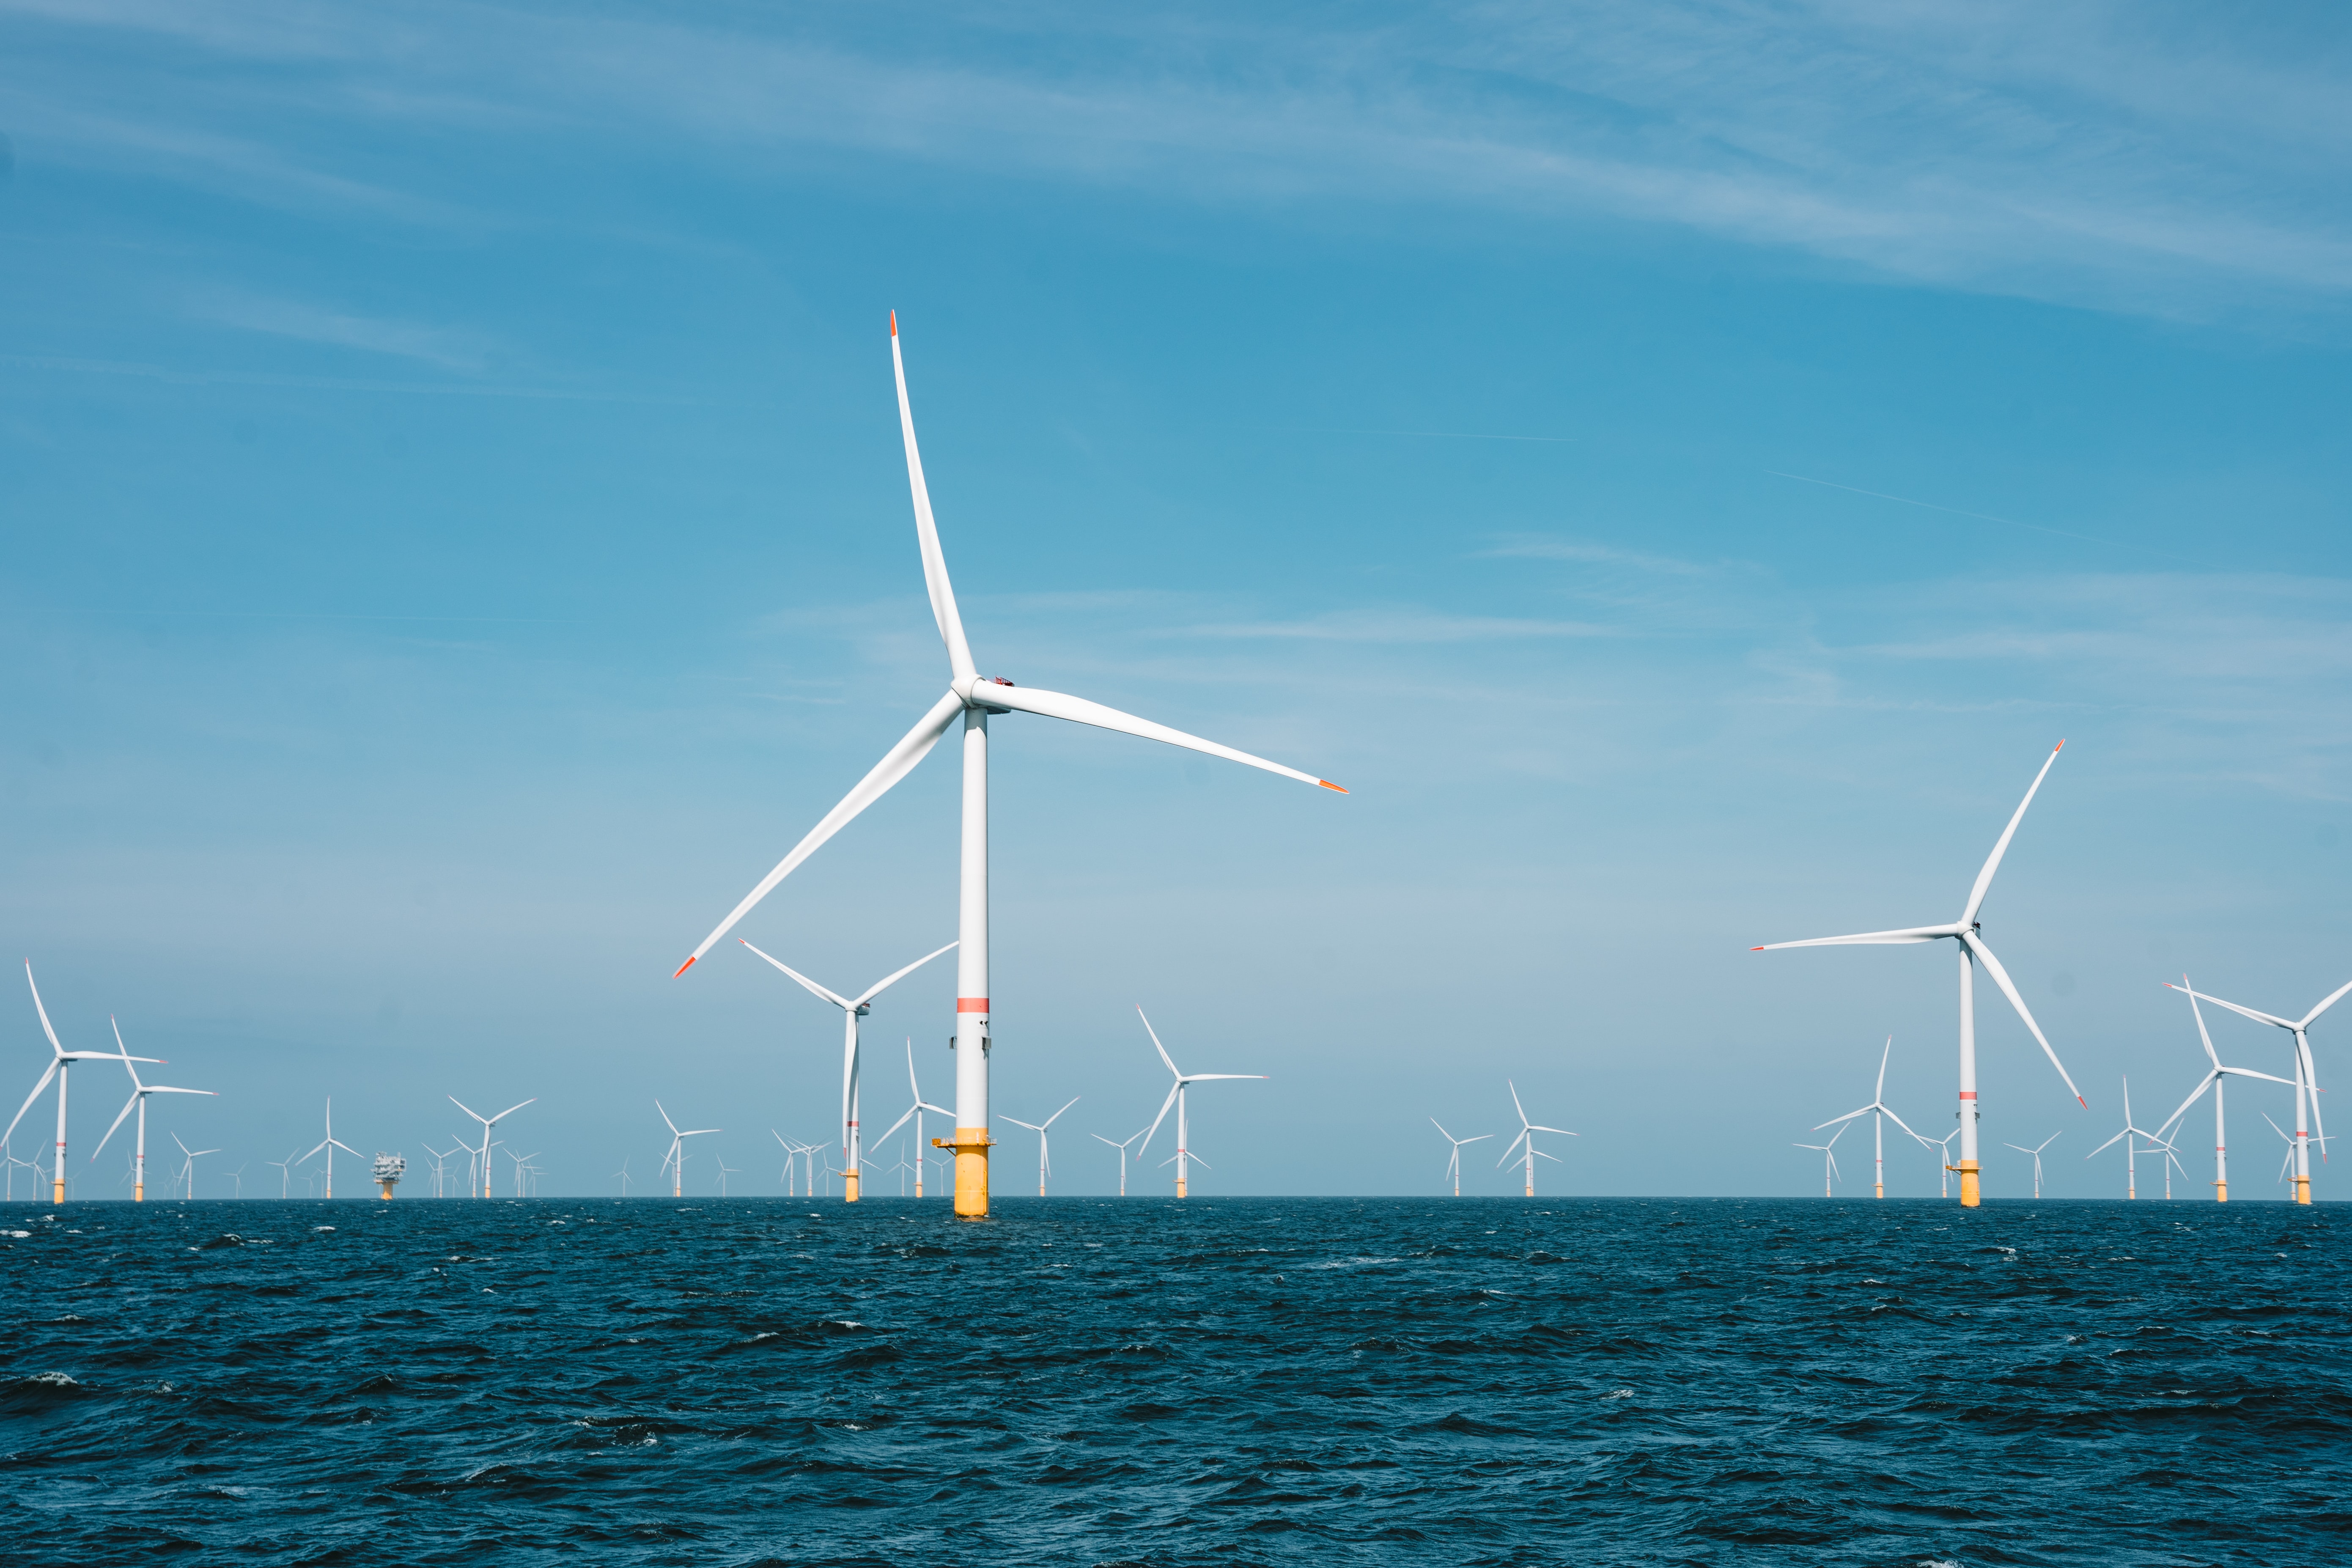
(6, 2), (2349, 317)
(194, 289), (492, 371)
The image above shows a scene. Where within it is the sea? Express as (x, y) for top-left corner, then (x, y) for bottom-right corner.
(2, 1195), (2343, 1565)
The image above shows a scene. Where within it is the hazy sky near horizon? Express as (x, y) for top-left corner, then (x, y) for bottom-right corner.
(4, 2), (2351, 1200)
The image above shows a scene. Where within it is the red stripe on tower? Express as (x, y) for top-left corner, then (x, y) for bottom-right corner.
(957, 997), (990, 1013)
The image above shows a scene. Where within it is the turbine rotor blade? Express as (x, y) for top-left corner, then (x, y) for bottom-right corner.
(1, 1060), (60, 1146)
(851, 941), (960, 1008)
(2300, 977), (2352, 1029)
(739, 942), (852, 1011)
(1961, 741), (2063, 925)
(2165, 983), (2291, 1031)
(1137, 1007), (1182, 1079)
(1963, 931), (2086, 1106)
(1137, 1082), (1180, 1156)
(1751, 925), (1955, 950)
(889, 314), (977, 684)
(677, 690), (963, 976)
(90, 1092), (140, 1162)
(972, 682), (1344, 793)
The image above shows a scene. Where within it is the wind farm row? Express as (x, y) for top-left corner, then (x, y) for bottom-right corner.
(6, 320), (2340, 1209)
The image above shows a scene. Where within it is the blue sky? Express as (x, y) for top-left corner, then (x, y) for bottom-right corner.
(3, 2), (2349, 1199)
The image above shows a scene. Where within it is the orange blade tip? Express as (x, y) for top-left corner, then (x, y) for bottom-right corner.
(2054, 739), (2066, 750)
(889, 310), (898, 336)
(673, 955), (698, 979)
(1317, 779), (1348, 794)
(1750, 946), (1766, 952)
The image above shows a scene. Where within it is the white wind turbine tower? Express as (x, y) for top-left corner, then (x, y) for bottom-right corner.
(1812, 1037), (1933, 1199)
(1002, 1097), (1079, 1197)
(505, 1149), (539, 1198)
(770, 1131), (799, 1196)
(1794, 1123), (1844, 1197)
(1136, 1008), (1265, 1199)
(1496, 1082), (1575, 1198)
(1091, 1129), (1146, 1196)
(172, 1132), (221, 1199)
(740, 939), (955, 1204)
(672, 316), (1345, 1220)
(2003, 1131), (2060, 1199)
(870, 1040), (954, 1197)
(1430, 1120), (1493, 1197)
(1753, 743), (2086, 1208)
(302, 1099), (360, 1199)
(450, 1096), (535, 1198)
(2163, 975), (2349, 1206)
(2152, 978), (2297, 1204)
(614, 1156), (633, 1197)
(2085, 1076), (2178, 1200)
(267, 1148), (299, 1199)
(657, 1101), (719, 1197)
(715, 1154), (740, 1197)
(90, 1019), (215, 1202)
(4, 962), (163, 1205)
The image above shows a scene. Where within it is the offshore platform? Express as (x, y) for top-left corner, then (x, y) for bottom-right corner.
(373, 1152), (406, 1199)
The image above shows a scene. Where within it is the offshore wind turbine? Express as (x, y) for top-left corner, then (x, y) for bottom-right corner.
(1752, 743), (2085, 1208)
(740, 939), (955, 1204)
(2164, 975), (2350, 1205)
(4, 963), (163, 1204)
(1092, 1129), (1145, 1196)
(1813, 1037), (1931, 1199)
(2085, 1076), (2177, 1200)
(1136, 1008), (1265, 1198)
(672, 316), (1345, 1219)
(871, 1041), (953, 1198)
(657, 1101), (719, 1197)
(1496, 1082), (1576, 1198)
(1002, 1097), (1079, 1197)
(301, 1100), (360, 1199)
(267, 1148), (299, 1199)
(450, 1096), (534, 1198)
(172, 1132), (221, 1199)
(1930, 1131), (1958, 1198)
(90, 1019), (215, 1202)
(2152, 978), (2296, 1203)
(1430, 1119), (1493, 1197)
(2003, 1131), (2060, 1199)
(1794, 1123), (1844, 1197)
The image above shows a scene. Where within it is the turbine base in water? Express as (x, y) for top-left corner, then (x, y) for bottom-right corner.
(2215, 1181), (2228, 1202)
(2296, 1175), (2311, 1204)
(937, 1130), (993, 1218)
(844, 1168), (861, 1204)
(1958, 1160), (1980, 1207)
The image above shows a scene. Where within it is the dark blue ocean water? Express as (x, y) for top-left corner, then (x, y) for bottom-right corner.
(1, 1196), (2343, 1565)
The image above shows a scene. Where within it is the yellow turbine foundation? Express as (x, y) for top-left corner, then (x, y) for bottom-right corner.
(53, 1177), (65, 1204)
(1957, 1160), (1980, 1208)
(1875, 1181), (1884, 1199)
(379, 1181), (396, 1200)
(2295, 1174), (2311, 1204)
(134, 1182), (144, 1203)
(2215, 1180), (2228, 1202)
(936, 1129), (993, 1218)
(844, 1168), (861, 1203)
(1176, 1177), (1188, 1199)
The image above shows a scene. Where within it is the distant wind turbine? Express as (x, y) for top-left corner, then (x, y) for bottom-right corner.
(1812, 1037), (1931, 1199)
(1794, 1122), (1844, 1197)
(1092, 1129), (1146, 1197)
(740, 939), (955, 1204)
(450, 1096), (535, 1198)
(1754, 744), (2085, 1207)
(1136, 1008), (1264, 1198)
(302, 1099), (360, 1199)
(2085, 1076), (2179, 1200)
(1002, 1097), (1079, 1197)
(2163, 975), (2349, 1204)
(870, 1040), (953, 1198)
(2003, 1131), (2060, 1199)
(89, 1018), (215, 1202)
(657, 1101), (718, 1197)
(1430, 1119), (1493, 1197)
(2152, 978), (2297, 1203)
(4, 962), (162, 1205)
(172, 1132), (221, 1199)
(671, 316), (1345, 1221)
(1496, 1082), (1575, 1198)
